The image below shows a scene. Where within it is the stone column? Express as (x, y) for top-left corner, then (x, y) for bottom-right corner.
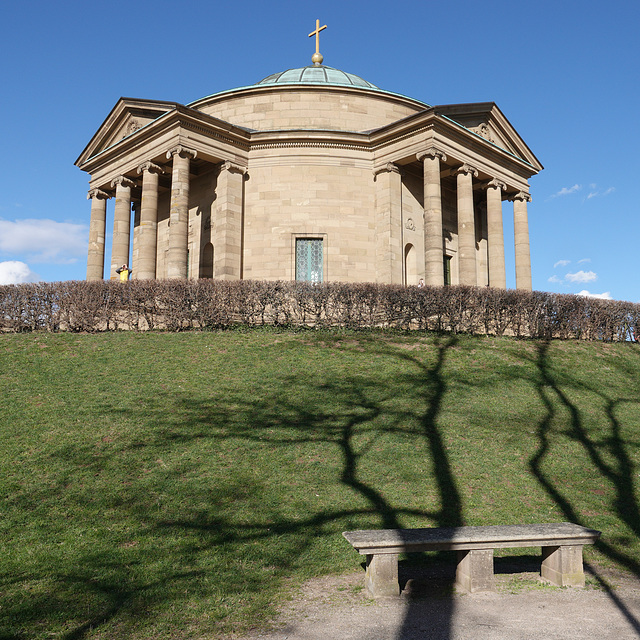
(418, 148), (447, 286)
(485, 179), (507, 289)
(136, 161), (163, 279)
(110, 176), (136, 278)
(86, 188), (110, 281)
(214, 161), (246, 280)
(511, 191), (533, 290)
(374, 163), (403, 284)
(166, 146), (196, 279)
(455, 164), (478, 286)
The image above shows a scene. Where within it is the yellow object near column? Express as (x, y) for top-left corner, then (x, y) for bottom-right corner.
(116, 265), (132, 281)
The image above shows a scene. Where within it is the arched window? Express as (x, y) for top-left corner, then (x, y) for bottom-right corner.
(200, 243), (214, 279)
(404, 243), (417, 285)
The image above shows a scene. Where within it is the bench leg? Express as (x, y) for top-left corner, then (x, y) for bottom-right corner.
(456, 549), (495, 593)
(541, 545), (585, 587)
(365, 553), (399, 597)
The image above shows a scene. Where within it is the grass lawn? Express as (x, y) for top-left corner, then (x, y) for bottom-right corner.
(1, 328), (639, 638)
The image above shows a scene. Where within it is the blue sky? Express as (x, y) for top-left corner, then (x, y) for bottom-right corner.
(1, 0), (637, 301)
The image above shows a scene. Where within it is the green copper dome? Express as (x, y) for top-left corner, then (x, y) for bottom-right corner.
(256, 65), (378, 89)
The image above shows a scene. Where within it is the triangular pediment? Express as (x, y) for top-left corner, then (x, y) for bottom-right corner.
(434, 102), (543, 171)
(75, 98), (180, 167)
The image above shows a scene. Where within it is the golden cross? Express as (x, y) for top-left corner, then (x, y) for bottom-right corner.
(308, 19), (327, 56)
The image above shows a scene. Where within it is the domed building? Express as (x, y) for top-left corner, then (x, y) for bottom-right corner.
(77, 29), (542, 289)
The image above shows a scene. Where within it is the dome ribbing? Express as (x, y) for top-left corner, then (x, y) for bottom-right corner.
(256, 65), (378, 89)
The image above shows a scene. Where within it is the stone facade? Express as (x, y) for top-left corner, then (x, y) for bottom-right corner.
(77, 64), (542, 288)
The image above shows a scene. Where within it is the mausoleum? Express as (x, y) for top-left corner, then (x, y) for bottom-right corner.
(76, 22), (542, 288)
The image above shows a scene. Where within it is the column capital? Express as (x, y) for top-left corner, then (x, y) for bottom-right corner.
(454, 163), (479, 178)
(417, 147), (447, 163)
(221, 160), (247, 175)
(137, 161), (164, 175)
(483, 178), (507, 192)
(166, 145), (197, 161)
(510, 190), (532, 203)
(110, 176), (136, 190)
(87, 188), (110, 200)
(373, 162), (401, 179)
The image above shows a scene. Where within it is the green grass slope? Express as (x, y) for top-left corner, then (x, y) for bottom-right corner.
(1, 330), (639, 638)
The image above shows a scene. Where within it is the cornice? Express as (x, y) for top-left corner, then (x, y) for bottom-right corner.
(75, 98), (181, 167)
(181, 118), (251, 152)
(251, 139), (369, 152)
(78, 106), (252, 173)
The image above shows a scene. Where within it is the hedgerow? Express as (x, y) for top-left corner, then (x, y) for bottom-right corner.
(1, 279), (638, 341)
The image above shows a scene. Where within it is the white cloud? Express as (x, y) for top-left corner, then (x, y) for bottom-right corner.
(577, 290), (612, 300)
(0, 261), (40, 285)
(551, 184), (581, 198)
(577, 258), (591, 264)
(587, 186), (615, 200)
(554, 260), (570, 268)
(566, 270), (597, 283)
(0, 218), (88, 263)
(548, 275), (562, 283)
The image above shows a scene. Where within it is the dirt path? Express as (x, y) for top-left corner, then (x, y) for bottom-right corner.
(234, 564), (640, 640)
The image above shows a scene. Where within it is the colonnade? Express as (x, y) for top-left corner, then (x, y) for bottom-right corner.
(86, 146), (245, 281)
(87, 144), (532, 289)
(415, 147), (532, 290)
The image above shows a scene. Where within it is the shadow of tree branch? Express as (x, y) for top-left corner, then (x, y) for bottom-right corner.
(530, 340), (640, 632)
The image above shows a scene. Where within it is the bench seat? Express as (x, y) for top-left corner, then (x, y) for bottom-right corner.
(343, 522), (601, 597)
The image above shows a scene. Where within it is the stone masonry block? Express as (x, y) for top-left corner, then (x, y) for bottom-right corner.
(365, 553), (399, 598)
(456, 549), (495, 593)
(541, 545), (585, 587)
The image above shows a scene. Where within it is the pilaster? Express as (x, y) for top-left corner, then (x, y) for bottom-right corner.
(374, 163), (403, 285)
(213, 161), (246, 280)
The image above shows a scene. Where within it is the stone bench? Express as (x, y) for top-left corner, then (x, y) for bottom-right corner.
(343, 522), (601, 597)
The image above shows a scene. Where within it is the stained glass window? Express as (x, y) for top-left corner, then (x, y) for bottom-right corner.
(296, 238), (323, 283)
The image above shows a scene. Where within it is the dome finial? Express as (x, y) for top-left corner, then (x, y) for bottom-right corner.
(308, 19), (327, 66)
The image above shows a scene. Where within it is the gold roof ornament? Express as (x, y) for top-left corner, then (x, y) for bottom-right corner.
(309, 19), (327, 65)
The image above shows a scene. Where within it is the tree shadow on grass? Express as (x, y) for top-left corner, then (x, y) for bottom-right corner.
(2, 334), (465, 640)
(531, 340), (640, 632)
(383, 336), (464, 639)
(155, 334), (464, 640)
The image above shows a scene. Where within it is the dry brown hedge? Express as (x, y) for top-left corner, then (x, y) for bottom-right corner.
(1, 279), (638, 341)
